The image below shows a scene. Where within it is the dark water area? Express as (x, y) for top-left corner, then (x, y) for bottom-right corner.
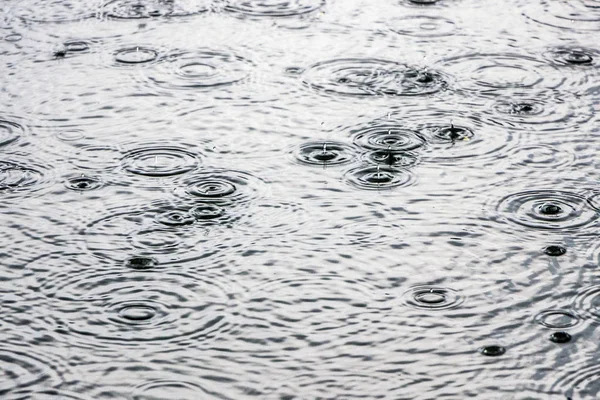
(0, 0), (599, 398)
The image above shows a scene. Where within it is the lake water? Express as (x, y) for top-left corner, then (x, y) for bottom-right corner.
(1, 0), (599, 399)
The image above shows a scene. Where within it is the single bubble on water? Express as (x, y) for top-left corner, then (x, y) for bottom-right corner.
(543, 245), (567, 257)
(550, 331), (572, 343)
(539, 202), (563, 216)
(480, 345), (506, 356)
(125, 256), (158, 270)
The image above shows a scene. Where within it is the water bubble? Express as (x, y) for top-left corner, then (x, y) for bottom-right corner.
(303, 58), (449, 97)
(496, 190), (599, 230)
(549, 331), (572, 343)
(146, 50), (253, 90)
(121, 146), (199, 177)
(64, 175), (103, 191)
(345, 165), (415, 190)
(543, 245), (567, 257)
(125, 256), (158, 270)
(114, 47), (159, 65)
(225, 0), (325, 17)
(403, 286), (464, 310)
(293, 141), (357, 166)
(480, 345), (506, 356)
(535, 309), (579, 329)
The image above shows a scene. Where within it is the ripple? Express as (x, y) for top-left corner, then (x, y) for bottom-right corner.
(103, 0), (212, 19)
(0, 161), (48, 193)
(4, 33), (22, 42)
(496, 190), (599, 231)
(302, 58), (449, 97)
(488, 91), (593, 131)
(440, 53), (564, 95)
(27, 265), (234, 348)
(114, 46), (159, 65)
(14, 0), (97, 23)
(388, 15), (456, 37)
(572, 285), (600, 324)
(189, 203), (225, 220)
(292, 141), (357, 166)
(132, 379), (227, 400)
(534, 309), (580, 328)
(145, 50), (253, 90)
(506, 144), (575, 170)
(403, 285), (464, 310)
(362, 149), (420, 168)
(545, 46), (597, 66)
(353, 124), (427, 152)
(121, 146), (200, 177)
(344, 165), (415, 190)
(0, 119), (24, 147)
(224, 0), (325, 17)
(551, 363), (600, 399)
(0, 348), (63, 396)
(177, 169), (264, 204)
(84, 201), (230, 263)
(523, 0), (600, 31)
(64, 175), (103, 191)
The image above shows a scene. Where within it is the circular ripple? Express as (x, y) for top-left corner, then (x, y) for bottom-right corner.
(4, 33), (23, 42)
(488, 91), (593, 131)
(0, 161), (47, 192)
(573, 285), (600, 324)
(344, 165), (415, 190)
(156, 209), (196, 226)
(292, 141), (357, 166)
(64, 175), (103, 191)
(146, 50), (253, 90)
(441, 53), (564, 95)
(403, 286), (464, 310)
(121, 146), (199, 177)
(132, 379), (225, 399)
(0, 119), (24, 147)
(64, 40), (90, 53)
(30, 267), (233, 347)
(551, 363), (600, 399)
(15, 0), (97, 23)
(177, 170), (263, 204)
(496, 190), (599, 230)
(534, 309), (580, 328)
(224, 0), (325, 17)
(523, 0), (600, 31)
(545, 47), (597, 66)
(506, 144), (575, 170)
(189, 203), (225, 220)
(103, 0), (212, 19)
(388, 15), (456, 37)
(352, 122), (426, 152)
(303, 58), (449, 97)
(114, 46), (159, 65)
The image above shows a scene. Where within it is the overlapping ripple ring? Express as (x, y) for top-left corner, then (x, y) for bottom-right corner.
(403, 285), (464, 310)
(496, 190), (599, 230)
(572, 285), (600, 324)
(0, 348), (66, 397)
(440, 53), (564, 95)
(522, 0), (600, 31)
(14, 0), (97, 23)
(103, 0), (213, 19)
(0, 159), (50, 193)
(550, 363), (600, 400)
(302, 58), (449, 97)
(352, 122), (427, 152)
(145, 49), (253, 90)
(0, 118), (25, 147)
(121, 146), (200, 177)
(30, 269), (234, 347)
(505, 144), (576, 170)
(224, 0), (326, 17)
